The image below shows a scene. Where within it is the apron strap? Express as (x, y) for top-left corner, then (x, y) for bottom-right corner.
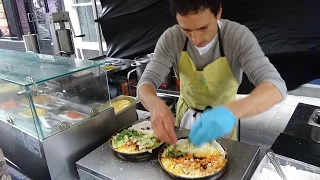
(183, 38), (188, 51)
(217, 25), (225, 57)
(192, 106), (213, 117)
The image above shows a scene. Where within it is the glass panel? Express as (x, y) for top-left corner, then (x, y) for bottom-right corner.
(0, 80), (40, 138)
(0, 49), (104, 86)
(0, 61), (111, 140)
(29, 67), (110, 139)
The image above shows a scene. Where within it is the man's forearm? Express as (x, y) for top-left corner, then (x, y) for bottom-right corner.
(226, 81), (284, 119)
(138, 84), (162, 112)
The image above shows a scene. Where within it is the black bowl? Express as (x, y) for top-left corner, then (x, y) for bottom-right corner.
(108, 122), (164, 161)
(158, 138), (228, 180)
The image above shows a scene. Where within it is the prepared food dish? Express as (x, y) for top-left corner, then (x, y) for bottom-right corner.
(20, 96), (52, 105)
(20, 108), (46, 118)
(58, 111), (87, 121)
(111, 99), (131, 113)
(105, 65), (115, 71)
(72, 70), (92, 77)
(0, 99), (18, 110)
(160, 139), (227, 178)
(0, 83), (21, 93)
(110, 121), (162, 154)
(39, 116), (62, 129)
(67, 111), (86, 119)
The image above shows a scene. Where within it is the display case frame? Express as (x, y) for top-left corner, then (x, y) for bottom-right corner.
(0, 49), (118, 180)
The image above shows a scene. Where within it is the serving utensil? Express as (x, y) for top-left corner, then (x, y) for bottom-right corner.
(266, 149), (287, 180)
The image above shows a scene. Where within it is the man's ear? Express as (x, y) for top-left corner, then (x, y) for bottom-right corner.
(217, 7), (222, 20)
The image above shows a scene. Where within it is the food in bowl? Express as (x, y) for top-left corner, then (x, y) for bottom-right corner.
(0, 83), (21, 93)
(67, 111), (86, 119)
(20, 95), (52, 105)
(160, 139), (227, 178)
(72, 70), (92, 77)
(110, 121), (162, 154)
(0, 99), (18, 110)
(58, 111), (87, 121)
(111, 99), (131, 113)
(21, 108), (46, 118)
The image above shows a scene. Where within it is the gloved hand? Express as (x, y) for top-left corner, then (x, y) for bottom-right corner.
(189, 106), (236, 146)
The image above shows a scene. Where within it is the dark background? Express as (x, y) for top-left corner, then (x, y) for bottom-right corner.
(98, 0), (320, 93)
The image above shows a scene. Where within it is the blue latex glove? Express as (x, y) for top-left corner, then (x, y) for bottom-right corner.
(189, 106), (236, 146)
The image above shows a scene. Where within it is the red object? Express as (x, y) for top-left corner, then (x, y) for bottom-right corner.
(0, 99), (17, 110)
(67, 111), (84, 119)
(161, 83), (168, 89)
(176, 79), (180, 87)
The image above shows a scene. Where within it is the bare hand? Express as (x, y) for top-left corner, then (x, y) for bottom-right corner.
(149, 97), (177, 145)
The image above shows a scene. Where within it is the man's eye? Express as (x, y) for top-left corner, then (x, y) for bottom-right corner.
(199, 27), (208, 31)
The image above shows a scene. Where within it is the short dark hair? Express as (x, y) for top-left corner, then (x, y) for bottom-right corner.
(169, 0), (222, 17)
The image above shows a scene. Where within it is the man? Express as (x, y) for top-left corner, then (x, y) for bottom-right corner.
(137, 0), (287, 146)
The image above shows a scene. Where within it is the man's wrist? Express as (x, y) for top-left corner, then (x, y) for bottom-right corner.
(225, 99), (248, 120)
(149, 96), (165, 112)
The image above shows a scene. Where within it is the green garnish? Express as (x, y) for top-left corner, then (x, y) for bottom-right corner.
(165, 138), (193, 158)
(112, 128), (160, 151)
(166, 150), (187, 158)
(166, 144), (187, 158)
(115, 129), (141, 141)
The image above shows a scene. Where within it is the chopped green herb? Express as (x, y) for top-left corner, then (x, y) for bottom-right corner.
(112, 128), (161, 152)
(166, 145), (187, 158)
(115, 129), (141, 141)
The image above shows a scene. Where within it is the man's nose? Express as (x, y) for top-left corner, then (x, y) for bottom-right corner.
(191, 31), (201, 47)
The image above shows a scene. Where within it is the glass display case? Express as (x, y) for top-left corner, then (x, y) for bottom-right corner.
(0, 49), (111, 140)
(0, 49), (120, 180)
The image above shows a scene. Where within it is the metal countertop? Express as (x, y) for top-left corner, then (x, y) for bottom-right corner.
(77, 127), (260, 180)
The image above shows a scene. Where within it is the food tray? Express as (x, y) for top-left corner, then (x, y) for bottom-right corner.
(0, 83), (24, 102)
(110, 95), (137, 113)
(158, 138), (228, 180)
(250, 153), (320, 180)
(113, 95), (137, 130)
(19, 95), (54, 107)
(51, 96), (92, 115)
(108, 120), (164, 161)
(57, 110), (88, 122)
(39, 116), (69, 129)
(99, 95), (137, 130)
(18, 107), (49, 119)
(0, 83), (22, 93)
(71, 70), (93, 78)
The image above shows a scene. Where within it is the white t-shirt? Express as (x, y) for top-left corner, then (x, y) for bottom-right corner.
(195, 20), (222, 56)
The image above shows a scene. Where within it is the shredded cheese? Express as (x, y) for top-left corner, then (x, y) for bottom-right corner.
(161, 139), (227, 178)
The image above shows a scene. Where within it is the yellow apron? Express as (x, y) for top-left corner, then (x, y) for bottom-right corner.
(176, 26), (239, 141)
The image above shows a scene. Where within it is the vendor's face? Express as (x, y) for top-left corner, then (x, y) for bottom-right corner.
(176, 8), (222, 47)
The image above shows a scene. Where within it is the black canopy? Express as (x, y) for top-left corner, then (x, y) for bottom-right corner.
(98, 0), (320, 91)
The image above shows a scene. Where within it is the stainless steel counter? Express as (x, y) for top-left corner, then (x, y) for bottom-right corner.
(76, 127), (261, 180)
